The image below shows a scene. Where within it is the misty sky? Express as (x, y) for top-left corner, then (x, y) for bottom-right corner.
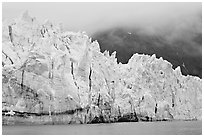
(2, 2), (202, 35)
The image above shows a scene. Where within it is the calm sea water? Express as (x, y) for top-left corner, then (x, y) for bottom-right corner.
(2, 121), (202, 135)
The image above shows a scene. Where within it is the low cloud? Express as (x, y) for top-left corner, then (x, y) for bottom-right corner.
(3, 3), (201, 35)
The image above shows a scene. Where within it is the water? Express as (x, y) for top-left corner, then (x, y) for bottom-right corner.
(2, 121), (202, 135)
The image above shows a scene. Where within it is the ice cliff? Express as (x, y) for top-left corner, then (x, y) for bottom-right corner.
(2, 12), (202, 125)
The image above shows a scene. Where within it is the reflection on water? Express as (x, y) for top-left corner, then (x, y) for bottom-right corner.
(2, 121), (202, 135)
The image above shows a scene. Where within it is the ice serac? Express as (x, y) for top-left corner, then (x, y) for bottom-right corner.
(2, 12), (202, 125)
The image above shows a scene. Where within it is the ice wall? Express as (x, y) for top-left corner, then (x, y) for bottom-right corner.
(2, 12), (202, 124)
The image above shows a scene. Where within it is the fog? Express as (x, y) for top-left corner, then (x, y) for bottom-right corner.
(2, 2), (201, 35)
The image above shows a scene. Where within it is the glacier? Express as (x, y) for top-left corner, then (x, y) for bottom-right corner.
(2, 12), (202, 125)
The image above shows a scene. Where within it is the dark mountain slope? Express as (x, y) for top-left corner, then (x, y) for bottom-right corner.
(92, 28), (202, 78)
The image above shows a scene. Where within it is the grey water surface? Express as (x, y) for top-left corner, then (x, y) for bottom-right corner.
(2, 121), (202, 135)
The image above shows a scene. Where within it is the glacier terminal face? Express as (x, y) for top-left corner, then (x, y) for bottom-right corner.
(2, 13), (202, 125)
